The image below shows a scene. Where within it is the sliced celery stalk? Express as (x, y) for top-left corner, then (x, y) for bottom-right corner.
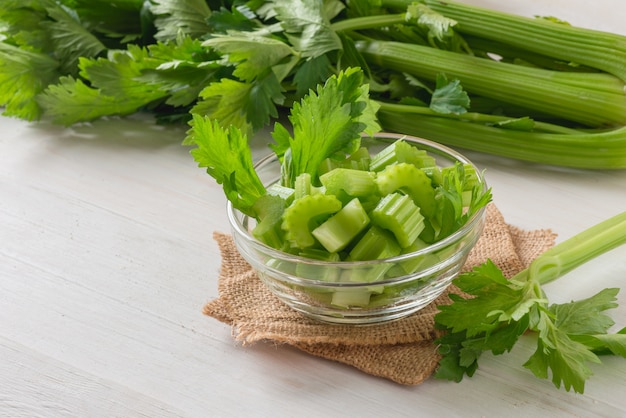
(370, 192), (425, 248)
(282, 193), (342, 249)
(312, 198), (370, 253)
(331, 289), (372, 308)
(376, 162), (436, 218)
(319, 167), (378, 197)
(296, 249), (341, 282)
(348, 225), (401, 261)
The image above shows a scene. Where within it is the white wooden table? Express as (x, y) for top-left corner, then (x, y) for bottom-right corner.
(2, 2), (626, 417)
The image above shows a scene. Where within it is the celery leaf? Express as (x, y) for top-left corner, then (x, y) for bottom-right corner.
(191, 73), (283, 134)
(551, 287), (618, 335)
(0, 43), (59, 120)
(203, 31), (296, 82)
(78, 46), (167, 102)
(150, 0), (212, 41)
(37, 76), (149, 125)
(183, 115), (265, 217)
(524, 317), (600, 394)
(278, 67), (380, 187)
(269, 0), (343, 58)
(430, 73), (469, 115)
(40, 3), (106, 74)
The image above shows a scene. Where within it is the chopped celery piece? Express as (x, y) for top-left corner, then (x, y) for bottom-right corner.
(395, 140), (437, 168)
(331, 289), (373, 308)
(369, 140), (398, 172)
(319, 168), (378, 197)
(340, 263), (393, 284)
(348, 225), (401, 261)
(266, 183), (295, 204)
(294, 172), (324, 199)
(376, 163), (436, 218)
(319, 147), (372, 174)
(299, 248), (341, 261)
(371, 192), (425, 248)
(282, 194), (342, 249)
(312, 198), (370, 253)
(346, 146), (372, 170)
(369, 139), (437, 171)
(386, 238), (431, 276)
(296, 249), (341, 282)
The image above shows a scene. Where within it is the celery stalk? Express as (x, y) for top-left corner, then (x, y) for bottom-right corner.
(377, 109), (626, 169)
(388, 0), (626, 82)
(312, 198), (370, 253)
(357, 40), (626, 127)
(524, 211), (626, 286)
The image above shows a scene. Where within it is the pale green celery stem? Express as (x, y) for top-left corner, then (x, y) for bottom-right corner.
(377, 101), (580, 134)
(358, 40), (626, 127)
(516, 212), (626, 286)
(330, 14), (405, 32)
(377, 110), (626, 169)
(383, 0), (626, 82)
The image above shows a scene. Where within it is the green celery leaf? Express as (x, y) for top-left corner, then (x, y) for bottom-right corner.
(191, 78), (254, 135)
(148, 35), (219, 63)
(269, 0), (343, 58)
(40, 3), (106, 74)
(206, 6), (257, 33)
(405, 3), (470, 53)
(150, 0), (212, 41)
(406, 3), (458, 43)
(525, 313), (601, 393)
(292, 54), (334, 98)
(435, 330), (478, 381)
(0, 43), (60, 120)
(202, 31), (296, 82)
(246, 72), (285, 130)
(78, 46), (167, 104)
(268, 121), (292, 160)
(430, 73), (469, 115)
(551, 288), (619, 335)
(436, 260), (535, 335)
(68, 0), (145, 45)
(37, 76), (149, 125)
(137, 37), (222, 107)
(183, 115), (265, 217)
(570, 328), (626, 357)
(280, 67), (380, 187)
(0, 0), (52, 52)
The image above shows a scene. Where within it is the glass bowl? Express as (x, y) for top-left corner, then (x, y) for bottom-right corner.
(227, 133), (487, 324)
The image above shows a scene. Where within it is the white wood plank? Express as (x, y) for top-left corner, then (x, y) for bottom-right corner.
(0, 337), (186, 418)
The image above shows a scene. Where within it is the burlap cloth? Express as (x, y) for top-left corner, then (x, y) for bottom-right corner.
(203, 204), (556, 385)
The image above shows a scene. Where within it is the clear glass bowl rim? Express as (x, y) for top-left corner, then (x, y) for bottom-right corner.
(227, 132), (488, 279)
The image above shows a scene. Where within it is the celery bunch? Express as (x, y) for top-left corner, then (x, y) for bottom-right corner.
(1, 0), (626, 168)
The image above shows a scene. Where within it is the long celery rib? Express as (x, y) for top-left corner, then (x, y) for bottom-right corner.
(376, 102), (581, 135)
(520, 211), (626, 286)
(357, 40), (626, 127)
(377, 109), (626, 169)
(383, 0), (626, 82)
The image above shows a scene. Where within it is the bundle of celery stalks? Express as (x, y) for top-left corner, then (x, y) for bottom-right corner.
(1, 0), (626, 168)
